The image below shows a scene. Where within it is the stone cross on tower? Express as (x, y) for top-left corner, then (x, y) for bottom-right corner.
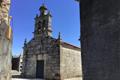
(34, 4), (52, 38)
(43, 0), (45, 4)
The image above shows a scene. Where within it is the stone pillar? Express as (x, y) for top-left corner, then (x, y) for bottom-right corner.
(0, 0), (12, 80)
(80, 0), (120, 80)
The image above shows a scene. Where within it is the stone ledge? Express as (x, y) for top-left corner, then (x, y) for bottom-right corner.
(64, 77), (82, 80)
(12, 78), (44, 80)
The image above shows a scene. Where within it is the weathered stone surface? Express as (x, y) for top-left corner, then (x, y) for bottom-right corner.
(0, 0), (12, 80)
(60, 45), (82, 79)
(0, 19), (12, 80)
(0, 0), (11, 24)
(81, 0), (120, 80)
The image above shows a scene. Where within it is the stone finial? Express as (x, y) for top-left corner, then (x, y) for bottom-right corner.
(36, 14), (39, 18)
(24, 38), (27, 46)
(78, 36), (80, 41)
(58, 32), (62, 41)
(47, 11), (52, 17)
(39, 3), (47, 11)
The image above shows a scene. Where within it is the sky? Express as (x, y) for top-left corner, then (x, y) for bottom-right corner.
(9, 0), (80, 56)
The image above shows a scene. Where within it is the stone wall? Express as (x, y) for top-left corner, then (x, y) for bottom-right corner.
(22, 38), (60, 80)
(24, 54), (36, 78)
(0, 0), (11, 24)
(45, 42), (60, 80)
(81, 0), (120, 80)
(0, 0), (12, 79)
(0, 21), (12, 80)
(60, 45), (82, 80)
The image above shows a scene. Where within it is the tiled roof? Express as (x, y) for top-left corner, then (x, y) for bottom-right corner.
(61, 41), (81, 51)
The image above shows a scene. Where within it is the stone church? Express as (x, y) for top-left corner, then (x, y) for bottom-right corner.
(22, 4), (82, 80)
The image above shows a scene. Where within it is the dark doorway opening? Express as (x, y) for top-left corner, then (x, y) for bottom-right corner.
(36, 60), (44, 78)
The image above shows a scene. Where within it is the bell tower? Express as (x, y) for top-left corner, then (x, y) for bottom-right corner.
(34, 4), (52, 38)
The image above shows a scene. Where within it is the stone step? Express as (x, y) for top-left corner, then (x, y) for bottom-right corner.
(64, 77), (82, 80)
(12, 78), (44, 80)
(12, 78), (82, 80)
